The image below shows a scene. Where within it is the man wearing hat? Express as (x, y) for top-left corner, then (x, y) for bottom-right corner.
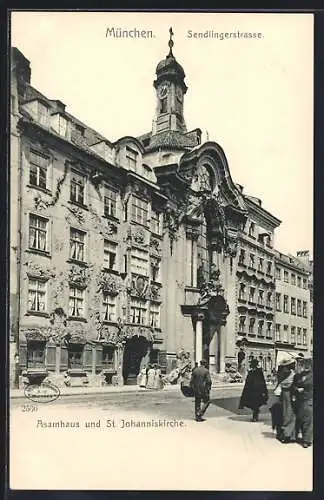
(190, 359), (212, 422)
(238, 358), (268, 422)
(292, 357), (313, 448)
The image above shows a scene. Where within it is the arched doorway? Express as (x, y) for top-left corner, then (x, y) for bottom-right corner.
(122, 336), (150, 385)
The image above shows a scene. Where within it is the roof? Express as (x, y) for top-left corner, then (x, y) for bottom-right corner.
(146, 130), (199, 152)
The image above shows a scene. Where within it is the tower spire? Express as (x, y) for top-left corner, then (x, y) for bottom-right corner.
(168, 27), (174, 57)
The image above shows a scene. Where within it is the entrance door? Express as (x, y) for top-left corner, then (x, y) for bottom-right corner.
(122, 336), (149, 385)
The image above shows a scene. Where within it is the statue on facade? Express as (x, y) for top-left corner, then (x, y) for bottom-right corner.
(198, 264), (224, 305)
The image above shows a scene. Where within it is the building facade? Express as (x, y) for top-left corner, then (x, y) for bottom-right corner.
(10, 37), (313, 389)
(274, 250), (312, 364)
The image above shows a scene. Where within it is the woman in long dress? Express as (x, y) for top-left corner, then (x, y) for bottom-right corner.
(146, 364), (156, 390)
(153, 364), (163, 390)
(138, 366), (147, 389)
(275, 359), (296, 443)
(238, 358), (268, 421)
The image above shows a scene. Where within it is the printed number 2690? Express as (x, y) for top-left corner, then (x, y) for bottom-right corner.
(21, 404), (38, 412)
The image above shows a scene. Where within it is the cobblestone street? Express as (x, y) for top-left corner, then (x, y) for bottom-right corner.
(10, 386), (312, 491)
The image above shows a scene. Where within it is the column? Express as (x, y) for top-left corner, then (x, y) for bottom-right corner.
(195, 314), (204, 363)
(116, 346), (124, 386)
(219, 327), (226, 373)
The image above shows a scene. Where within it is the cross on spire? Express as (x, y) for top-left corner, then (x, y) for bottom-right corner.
(168, 27), (174, 57)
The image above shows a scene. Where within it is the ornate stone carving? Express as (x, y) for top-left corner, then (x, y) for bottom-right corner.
(97, 271), (122, 296)
(185, 225), (200, 241)
(68, 266), (89, 289)
(103, 220), (118, 237)
(34, 195), (49, 212)
(150, 237), (161, 255)
(202, 193), (226, 253)
(65, 205), (85, 225)
(149, 283), (161, 301)
(198, 264), (225, 304)
(26, 262), (56, 280)
(224, 234), (238, 258)
(24, 328), (48, 342)
(126, 275), (149, 298)
(133, 228), (145, 245)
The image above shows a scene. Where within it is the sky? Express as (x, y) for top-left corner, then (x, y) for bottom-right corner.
(11, 11), (313, 256)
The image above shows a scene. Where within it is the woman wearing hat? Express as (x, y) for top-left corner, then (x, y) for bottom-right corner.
(292, 357), (313, 448)
(275, 358), (296, 443)
(238, 358), (268, 422)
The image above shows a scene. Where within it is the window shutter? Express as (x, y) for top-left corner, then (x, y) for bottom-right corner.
(19, 343), (27, 370)
(83, 344), (93, 372)
(157, 349), (167, 374)
(95, 344), (103, 372)
(46, 344), (56, 371)
(60, 345), (68, 371)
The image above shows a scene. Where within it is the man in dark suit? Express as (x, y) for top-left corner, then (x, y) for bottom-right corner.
(190, 359), (212, 422)
(292, 357), (313, 448)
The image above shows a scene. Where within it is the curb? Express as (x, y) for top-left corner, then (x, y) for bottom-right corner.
(10, 382), (248, 400)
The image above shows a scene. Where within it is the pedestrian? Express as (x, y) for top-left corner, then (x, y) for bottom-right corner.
(190, 359), (212, 422)
(146, 363), (156, 390)
(238, 358), (268, 422)
(138, 366), (147, 389)
(292, 357), (313, 448)
(275, 359), (296, 443)
(153, 364), (163, 390)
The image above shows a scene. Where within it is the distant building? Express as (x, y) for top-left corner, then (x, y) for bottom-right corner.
(274, 250), (312, 360)
(10, 34), (312, 389)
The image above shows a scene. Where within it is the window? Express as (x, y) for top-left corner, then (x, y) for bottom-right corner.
(29, 151), (48, 189)
(291, 297), (296, 315)
(69, 286), (85, 318)
(68, 344), (83, 369)
(131, 196), (149, 226)
(297, 299), (302, 317)
(249, 254), (255, 269)
(266, 261), (272, 275)
(28, 278), (47, 313)
(58, 115), (68, 137)
(249, 318), (255, 334)
(302, 329), (307, 346)
(291, 327), (296, 344)
(37, 102), (48, 126)
(70, 171), (85, 205)
(126, 147), (138, 171)
(275, 267), (281, 280)
(130, 298), (147, 325)
(297, 327), (302, 345)
(149, 303), (160, 328)
(102, 294), (116, 322)
(29, 214), (48, 252)
(249, 287), (255, 303)
(258, 290), (264, 305)
(284, 270), (289, 282)
(238, 249), (245, 265)
(27, 341), (45, 368)
(239, 283), (246, 301)
(297, 276), (302, 288)
(303, 277), (307, 289)
(266, 292), (272, 308)
(104, 240), (117, 271)
(283, 295), (289, 313)
(102, 346), (115, 369)
(258, 258), (264, 272)
(104, 186), (118, 218)
(239, 316), (246, 333)
(283, 325), (289, 342)
(160, 98), (167, 113)
(151, 210), (161, 235)
(303, 301), (308, 318)
(131, 248), (148, 276)
(249, 222), (255, 237)
(123, 254), (128, 275)
(70, 228), (86, 262)
(266, 322), (272, 338)
(291, 273), (296, 285)
(275, 324), (281, 342)
(276, 293), (281, 311)
(258, 320), (264, 337)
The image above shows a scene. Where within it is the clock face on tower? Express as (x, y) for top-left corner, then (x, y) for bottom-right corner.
(157, 81), (170, 99)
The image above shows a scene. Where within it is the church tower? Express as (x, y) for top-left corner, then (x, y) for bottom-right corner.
(152, 28), (187, 136)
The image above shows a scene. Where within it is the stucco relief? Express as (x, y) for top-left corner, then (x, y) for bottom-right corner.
(25, 261), (56, 280)
(68, 266), (89, 288)
(97, 271), (123, 296)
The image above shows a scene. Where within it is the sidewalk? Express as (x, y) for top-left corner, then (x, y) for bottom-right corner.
(10, 381), (245, 399)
